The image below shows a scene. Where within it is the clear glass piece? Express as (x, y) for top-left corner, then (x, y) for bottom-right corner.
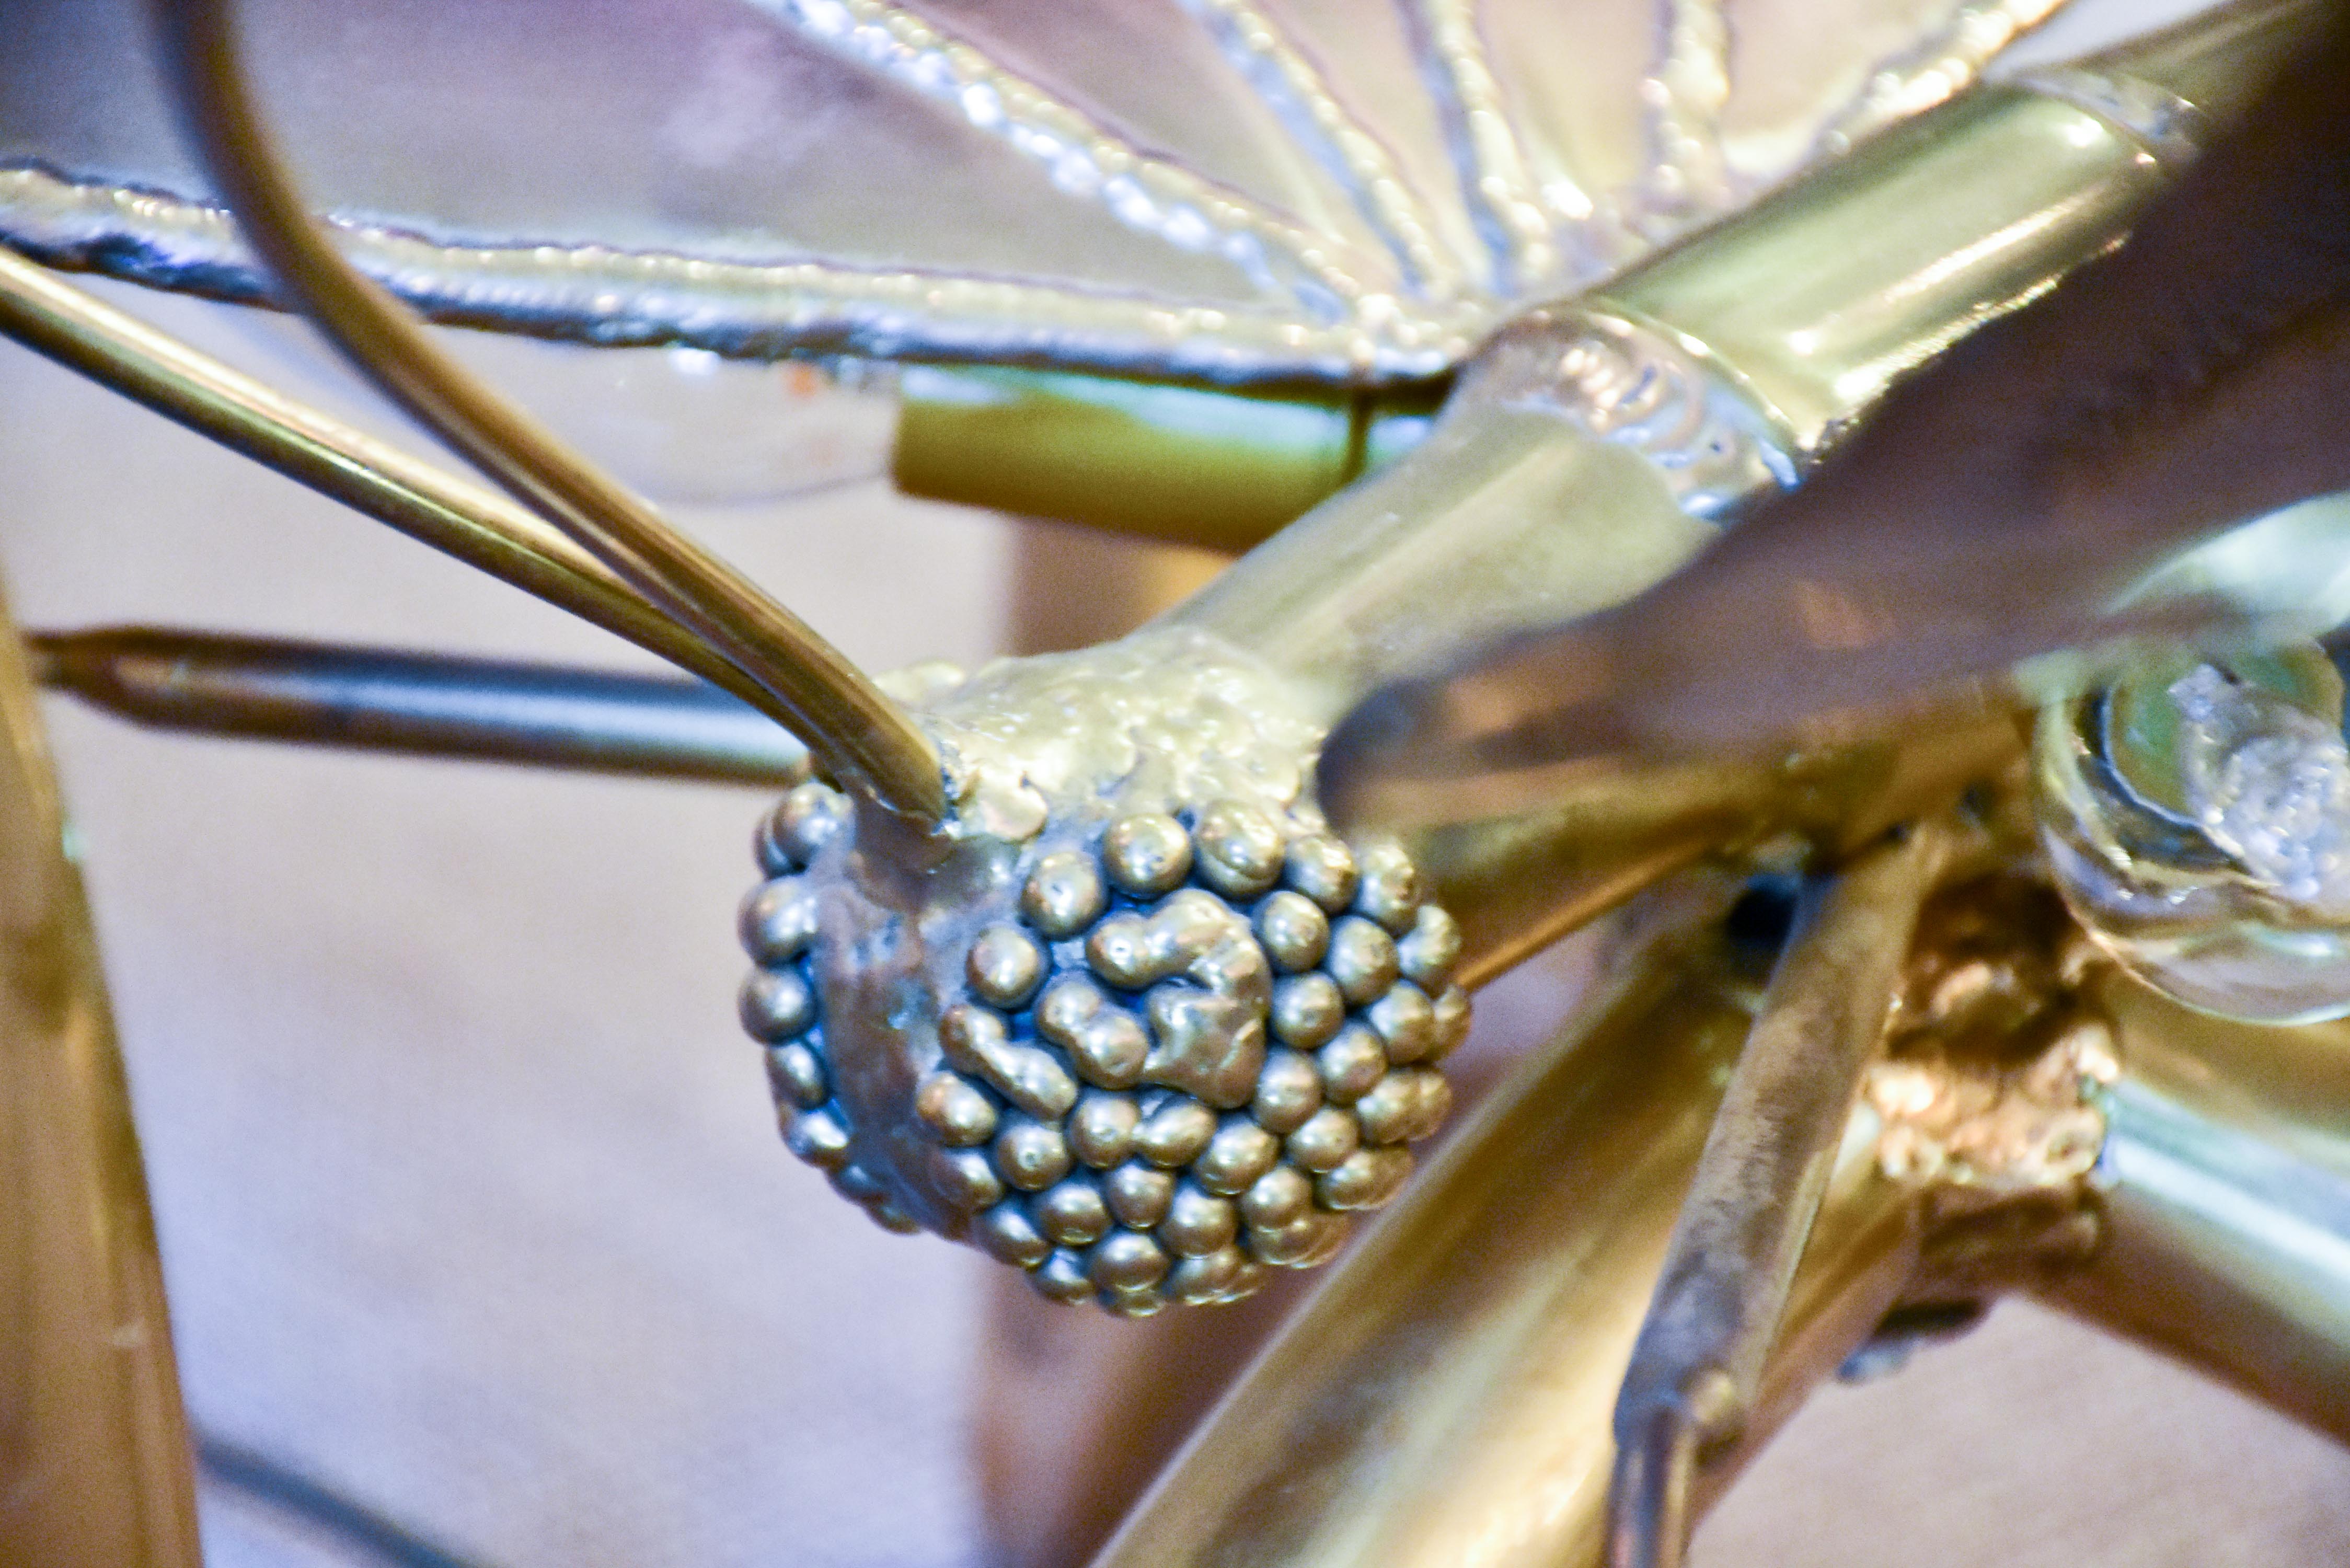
(2037, 641), (2350, 1022)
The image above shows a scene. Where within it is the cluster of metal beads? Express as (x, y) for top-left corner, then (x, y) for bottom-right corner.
(739, 785), (1470, 1313)
(736, 778), (925, 1233)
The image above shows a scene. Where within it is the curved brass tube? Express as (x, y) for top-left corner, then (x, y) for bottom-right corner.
(2037, 975), (2350, 1442)
(156, 0), (946, 824)
(0, 586), (202, 1566)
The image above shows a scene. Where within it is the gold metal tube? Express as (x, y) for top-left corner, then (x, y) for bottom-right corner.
(1610, 823), (1948, 1568)
(160, 0), (946, 824)
(1156, 3), (2310, 976)
(2034, 973), (2350, 1442)
(0, 593), (202, 1565)
(1091, 884), (1922, 1568)
(892, 366), (1446, 552)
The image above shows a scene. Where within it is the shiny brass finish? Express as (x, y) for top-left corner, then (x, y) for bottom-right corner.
(718, 7), (2290, 1294)
(1427, 707), (2026, 986)
(1092, 880), (1925, 1568)
(1609, 825), (1949, 1568)
(5, 1), (2347, 1557)
(1318, 0), (2347, 825)
(1188, 7), (2295, 960)
(1084, 857), (2350, 1568)
(2039, 973), (2350, 1442)
(893, 366), (1446, 552)
(29, 627), (811, 786)
(1604, 0), (2326, 455)
(160, 0), (947, 824)
(1598, 84), (2179, 457)
(0, 587), (201, 1565)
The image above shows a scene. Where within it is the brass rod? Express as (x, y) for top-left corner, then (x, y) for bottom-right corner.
(1607, 825), (1945, 1568)
(1318, 5), (2350, 820)
(0, 596), (202, 1565)
(1091, 881), (1924, 1568)
(0, 243), (780, 717)
(2037, 973), (2350, 1443)
(30, 626), (811, 786)
(157, 0), (946, 825)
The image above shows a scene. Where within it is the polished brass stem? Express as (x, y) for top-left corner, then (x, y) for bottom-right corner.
(0, 589), (202, 1566)
(1091, 881), (1926, 1568)
(2037, 974), (2350, 1442)
(892, 366), (1448, 552)
(157, 0), (946, 824)
(0, 244), (780, 714)
(1162, 4), (2303, 974)
(1608, 825), (1947, 1568)
(29, 627), (811, 786)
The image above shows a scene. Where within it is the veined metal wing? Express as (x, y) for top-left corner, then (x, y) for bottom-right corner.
(5, 0), (2083, 385)
(1319, 3), (2350, 832)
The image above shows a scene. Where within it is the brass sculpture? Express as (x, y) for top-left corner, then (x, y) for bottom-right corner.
(3, 0), (2348, 1563)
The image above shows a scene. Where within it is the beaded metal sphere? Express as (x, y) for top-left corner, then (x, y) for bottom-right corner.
(736, 630), (1470, 1313)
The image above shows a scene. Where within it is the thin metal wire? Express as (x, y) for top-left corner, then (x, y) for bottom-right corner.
(30, 627), (811, 786)
(196, 1432), (491, 1568)
(155, 0), (947, 825)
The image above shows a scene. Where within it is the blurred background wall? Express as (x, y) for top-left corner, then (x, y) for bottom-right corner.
(3, 276), (2348, 1568)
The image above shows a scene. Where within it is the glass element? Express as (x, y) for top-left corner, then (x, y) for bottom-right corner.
(2037, 640), (2350, 1022)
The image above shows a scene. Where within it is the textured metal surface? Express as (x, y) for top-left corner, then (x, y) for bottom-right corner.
(1089, 881), (1927, 1568)
(737, 628), (1468, 1305)
(8, 1), (2349, 1560)
(8, 229), (2350, 1568)
(0, 0), (2132, 382)
(727, 17), (2270, 1292)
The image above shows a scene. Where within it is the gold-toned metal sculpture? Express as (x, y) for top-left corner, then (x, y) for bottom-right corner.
(3, 0), (2349, 1562)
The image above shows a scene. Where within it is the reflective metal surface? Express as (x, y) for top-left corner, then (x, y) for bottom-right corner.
(1609, 826), (1948, 1568)
(1091, 880), (1925, 1568)
(2041, 973), (2350, 1440)
(29, 627), (810, 786)
(0, 245), (775, 711)
(1319, 0), (2349, 822)
(0, 582), (201, 1567)
(2, 0), (2110, 381)
(7, 1), (2348, 1561)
